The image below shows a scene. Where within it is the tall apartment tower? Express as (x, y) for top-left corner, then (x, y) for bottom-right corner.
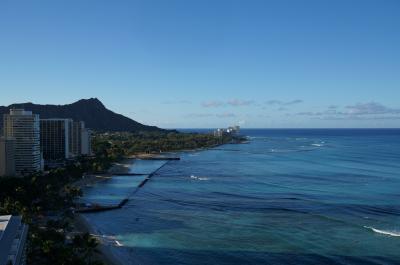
(81, 128), (92, 155)
(70, 121), (83, 156)
(0, 137), (16, 176)
(3, 109), (41, 175)
(40, 119), (72, 165)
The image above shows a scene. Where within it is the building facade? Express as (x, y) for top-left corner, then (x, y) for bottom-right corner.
(0, 215), (29, 265)
(81, 127), (92, 156)
(70, 121), (83, 156)
(3, 109), (41, 174)
(69, 121), (91, 156)
(40, 119), (72, 165)
(0, 137), (16, 177)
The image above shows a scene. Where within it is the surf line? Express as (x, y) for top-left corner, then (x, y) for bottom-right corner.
(364, 226), (400, 237)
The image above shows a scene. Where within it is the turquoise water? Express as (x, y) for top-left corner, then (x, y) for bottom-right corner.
(79, 160), (166, 205)
(83, 129), (400, 265)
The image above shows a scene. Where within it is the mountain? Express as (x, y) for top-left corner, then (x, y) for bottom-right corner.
(0, 98), (164, 132)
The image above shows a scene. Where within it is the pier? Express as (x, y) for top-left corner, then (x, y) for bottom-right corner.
(76, 158), (175, 213)
(139, 157), (180, 160)
(111, 173), (148, 176)
(76, 205), (121, 213)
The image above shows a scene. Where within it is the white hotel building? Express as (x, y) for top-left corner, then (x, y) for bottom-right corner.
(3, 109), (42, 175)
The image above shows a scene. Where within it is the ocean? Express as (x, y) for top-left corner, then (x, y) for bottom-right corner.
(81, 129), (400, 265)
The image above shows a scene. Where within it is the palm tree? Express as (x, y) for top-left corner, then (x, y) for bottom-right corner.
(73, 233), (100, 265)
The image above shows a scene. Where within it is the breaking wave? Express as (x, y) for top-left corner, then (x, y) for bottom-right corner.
(364, 226), (400, 237)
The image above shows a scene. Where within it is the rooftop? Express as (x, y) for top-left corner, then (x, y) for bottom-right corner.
(0, 215), (12, 240)
(9, 109), (33, 116)
(0, 215), (26, 265)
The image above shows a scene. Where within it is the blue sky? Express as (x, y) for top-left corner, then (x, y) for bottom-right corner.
(0, 0), (399, 128)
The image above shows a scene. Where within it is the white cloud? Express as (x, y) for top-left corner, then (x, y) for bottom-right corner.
(346, 102), (400, 115)
(296, 102), (400, 120)
(227, 99), (255, 106)
(201, 101), (224, 108)
(265, 99), (303, 106)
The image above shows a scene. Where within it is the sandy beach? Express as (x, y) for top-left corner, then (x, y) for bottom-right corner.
(72, 159), (138, 265)
(108, 158), (136, 174)
(73, 214), (124, 265)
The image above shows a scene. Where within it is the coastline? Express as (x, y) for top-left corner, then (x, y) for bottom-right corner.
(73, 214), (124, 265)
(108, 158), (136, 174)
(71, 174), (112, 189)
(73, 142), (243, 265)
(73, 159), (137, 265)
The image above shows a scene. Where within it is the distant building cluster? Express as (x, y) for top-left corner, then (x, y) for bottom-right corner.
(0, 109), (92, 177)
(213, 125), (240, 137)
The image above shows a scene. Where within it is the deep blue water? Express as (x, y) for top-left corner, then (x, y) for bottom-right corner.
(83, 129), (400, 265)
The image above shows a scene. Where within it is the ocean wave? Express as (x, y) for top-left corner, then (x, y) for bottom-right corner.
(364, 226), (400, 237)
(115, 240), (124, 247)
(311, 143), (324, 147)
(190, 175), (209, 181)
(248, 136), (269, 140)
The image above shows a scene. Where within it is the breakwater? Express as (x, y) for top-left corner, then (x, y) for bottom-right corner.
(139, 157), (180, 161)
(76, 158), (174, 213)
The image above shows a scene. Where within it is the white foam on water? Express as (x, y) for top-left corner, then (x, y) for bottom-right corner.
(190, 175), (209, 181)
(115, 240), (124, 247)
(364, 226), (400, 237)
(311, 143), (323, 147)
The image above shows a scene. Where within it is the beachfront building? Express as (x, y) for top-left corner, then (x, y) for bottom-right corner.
(70, 121), (83, 156)
(227, 126), (240, 135)
(3, 109), (42, 175)
(0, 137), (16, 177)
(213, 128), (224, 137)
(214, 126), (240, 137)
(81, 127), (92, 156)
(0, 215), (29, 265)
(40, 119), (73, 166)
(70, 121), (91, 157)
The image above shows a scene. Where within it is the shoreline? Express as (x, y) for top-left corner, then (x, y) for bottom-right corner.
(73, 214), (124, 265)
(108, 158), (136, 174)
(73, 159), (137, 265)
(71, 174), (113, 190)
(73, 142), (244, 265)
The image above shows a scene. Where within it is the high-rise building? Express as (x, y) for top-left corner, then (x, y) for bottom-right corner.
(69, 121), (91, 156)
(70, 121), (83, 157)
(0, 215), (29, 265)
(81, 128), (92, 156)
(40, 119), (72, 165)
(0, 137), (16, 177)
(3, 109), (41, 174)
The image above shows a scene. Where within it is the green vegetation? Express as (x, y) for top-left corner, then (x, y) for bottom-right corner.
(0, 164), (104, 265)
(92, 131), (241, 162)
